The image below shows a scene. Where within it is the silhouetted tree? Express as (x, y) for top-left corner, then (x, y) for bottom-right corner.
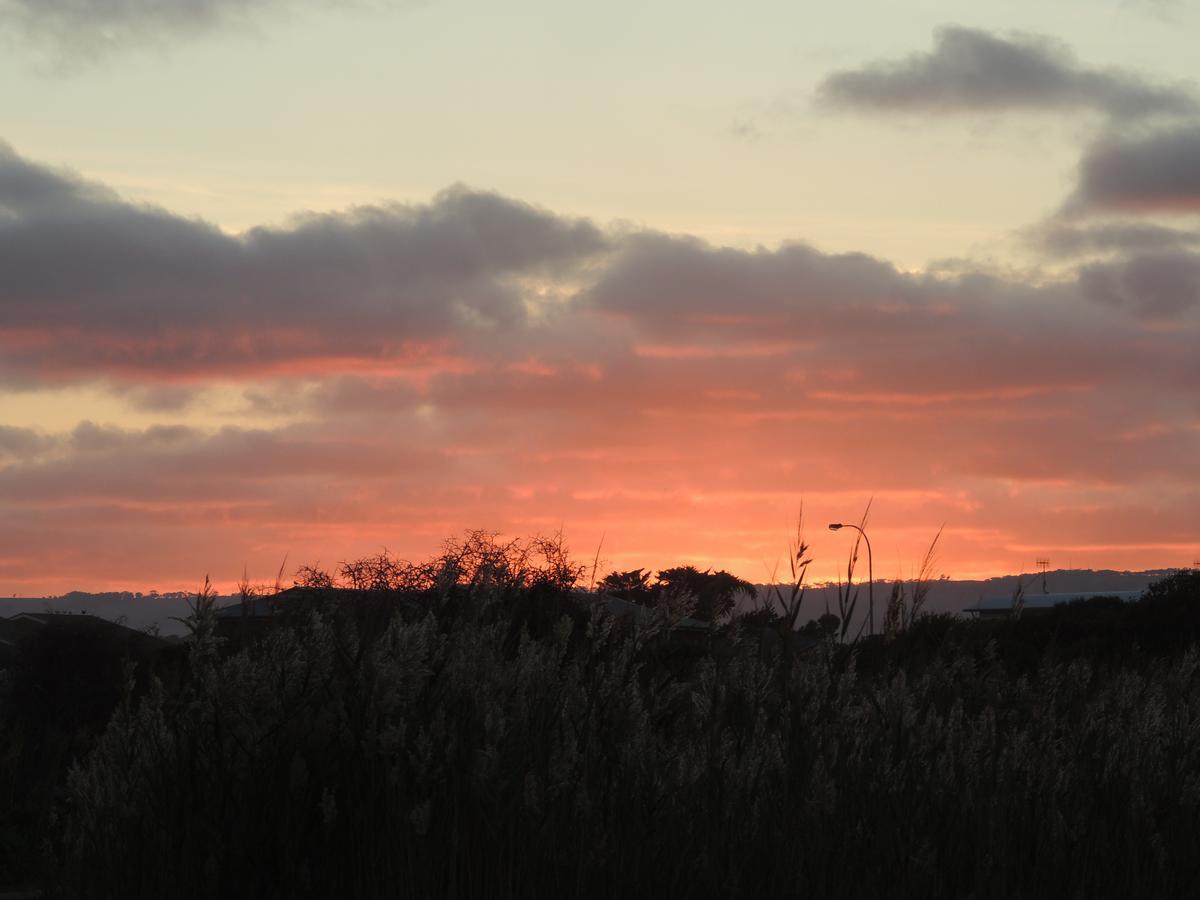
(597, 568), (657, 605)
(798, 613), (840, 638)
(294, 564), (334, 589)
(656, 566), (756, 622)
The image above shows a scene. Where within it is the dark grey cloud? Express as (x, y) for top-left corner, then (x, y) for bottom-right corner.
(569, 230), (1200, 446)
(583, 232), (938, 338)
(1028, 221), (1200, 258)
(0, 0), (403, 63)
(1065, 126), (1200, 214)
(0, 425), (52, 460)
(1079, 250), (1200, 317)
(0, 141), (610, 380)
(68, 420), (196, 454)
(114, 384), (202, 413)
(3, 139), (1198, 464)
(817, 26), (1197, 120)
(0, 419), (449, 507)
(0, 141), (116, 212)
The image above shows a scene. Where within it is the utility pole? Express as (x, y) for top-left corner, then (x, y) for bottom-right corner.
(1036, 558), (1050, 594)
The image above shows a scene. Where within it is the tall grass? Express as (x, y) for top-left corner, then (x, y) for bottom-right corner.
(47, 543), (1200, 899)
(882, 525), (943, 639)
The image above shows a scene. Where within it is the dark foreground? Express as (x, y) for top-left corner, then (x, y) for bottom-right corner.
(3, 544), (1200, 899)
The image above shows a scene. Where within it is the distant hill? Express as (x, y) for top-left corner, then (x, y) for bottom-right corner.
(0, 591), (224, 636)
(750, 569), (1175, 629)
(907, 569), (1172, 615)
(1, 569), (1182, 638)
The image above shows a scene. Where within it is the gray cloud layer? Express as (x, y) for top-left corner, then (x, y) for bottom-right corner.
(582, 233), (941, 340)
(1079, 250), (1200, 317)
(1030, 221), (1200, 258)
(2, 139), (1197, 438)
(2, 142), (1198, 589)
(817, 26), (1197, 120)
(1066, 126), (1200, 214)
(0, 141), (608, 379)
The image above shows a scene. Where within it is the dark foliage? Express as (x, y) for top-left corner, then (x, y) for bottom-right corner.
(655, 566), (756, 622)
(598, 566), (756, 622)
(0, 617), (178, 886)
(596, 568), (656, 605)
(6, 562), (1200, 898)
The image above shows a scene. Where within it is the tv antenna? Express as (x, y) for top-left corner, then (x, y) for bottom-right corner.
(1035, 558), (1050, 594)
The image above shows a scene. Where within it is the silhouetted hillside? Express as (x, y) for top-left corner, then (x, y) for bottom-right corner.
(3, 569), (1169, 641)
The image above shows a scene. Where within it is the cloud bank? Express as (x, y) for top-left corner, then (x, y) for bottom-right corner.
(1065, 126), (1200, 214)
(1079, 250), (1200, 317)
(0, 141), (608, 381)
(1030, 221), (1200, 258)
(1, 142), (1197, 592)
(817, 26), (1197, 120)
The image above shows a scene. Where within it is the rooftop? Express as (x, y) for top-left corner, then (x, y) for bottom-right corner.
(964, 590), (1144, 614)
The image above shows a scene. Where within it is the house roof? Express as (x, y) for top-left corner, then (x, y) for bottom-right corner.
(215, 595), (280, 618)
(963, 590), (1144, 614)
(1, 611), (167, 649)
(215, 586), (422, 619)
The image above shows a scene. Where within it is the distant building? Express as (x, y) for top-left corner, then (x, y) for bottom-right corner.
(215, 588), (323, 641)
(963, 590), (1144, 619)
(214, 592), (285, 634)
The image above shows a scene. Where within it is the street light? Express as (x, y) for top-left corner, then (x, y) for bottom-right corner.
(828, 522), (874, 637)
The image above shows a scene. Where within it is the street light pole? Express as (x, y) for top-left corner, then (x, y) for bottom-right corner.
(828, 522), (874, 637)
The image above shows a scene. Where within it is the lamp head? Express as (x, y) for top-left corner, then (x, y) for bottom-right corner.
(827, 523), (843, 531)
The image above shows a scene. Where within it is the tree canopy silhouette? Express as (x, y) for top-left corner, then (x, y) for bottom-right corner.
(656, 566), (756, 622)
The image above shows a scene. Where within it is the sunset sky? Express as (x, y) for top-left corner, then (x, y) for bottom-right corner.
(1, 0), (1198, 594)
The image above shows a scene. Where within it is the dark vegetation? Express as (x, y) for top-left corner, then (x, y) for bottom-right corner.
(596, 566), (756, 622)
(0, 615), (173, 888)
(2, 531), (1200, 898)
